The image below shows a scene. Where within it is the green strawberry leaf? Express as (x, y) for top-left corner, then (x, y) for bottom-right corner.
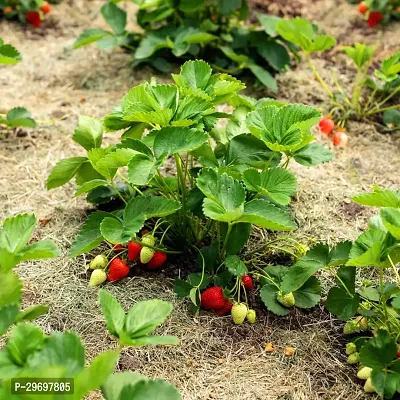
(236, 199), (296, 231)
(0, 43), (22, 65)
(342, 43), (375, 69)
(293, 143), (333, 166)
(101, 2), (127, 35)
(248, 64), (278, 92)
(197, 171), (245, 223)
(46, 157), (88, 189)
(75, 179), (109, 196)
(74, 29), (114, 49)
(18, 240), (60, 262)
(293, 276), (321, 309)
(0, 305), (19, 336)
(124, 300), (174, 339)
(72, 115), (103, 151)
(242, 167), (297, 205)
(380, 208), (400, 239)
(117, 378), (181, 400)
(0, 271), (22, 307)
(69, 211), (115, 257)
(73, 350), (120, 400)
(128, 154), (160, 185)
(101, 371), (148, 400)
(225, 255), (248, 277)
(173, 279), (193, 297)
(99, 290), (126, 338)
(326, 287), (360, 320)
(352, 186), (400, 208)
(6, 107), (36, 128)
(15, 305), (48, 323)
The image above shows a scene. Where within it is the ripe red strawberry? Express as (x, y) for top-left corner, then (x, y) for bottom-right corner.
(242, 275), (254, 290)
(215, 299), (233, 316)
(368, 11), (383, 27)
(113, 244), (125, 253)
(358, 2), (368, 14)
(128, 242), (142, 262)
(26, 11), (41, 27)
(319, 117), (335, 135)
(200, 286), (225, 310)
(147, 251), (167, 270)
(40, 2), (51, 14)
(107, 258), (130, 282)
(333, 130), (348, 147)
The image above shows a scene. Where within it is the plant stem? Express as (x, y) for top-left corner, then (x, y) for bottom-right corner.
(366, 86), (400, 115)
(366, 103), (400, 116)
(131, 238), (183, 255)
(388, 255), (400, 283)
(220, 223), (233, 261)
(351, 68), (363, 110)
(110, 181), (127, 205)
(305, 54), (334, 99)
(117, 172), (144, 196)
(363, 86), (378, 113)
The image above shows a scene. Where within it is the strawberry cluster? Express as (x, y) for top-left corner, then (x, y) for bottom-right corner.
(358, 2), (383, 27)
(2, 1), (51, 27)
(199, 275), (257, 324)
(318, 116), (348, 147)
(87, 231), (168, 287)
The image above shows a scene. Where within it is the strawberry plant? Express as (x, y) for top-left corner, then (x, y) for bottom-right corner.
(0, 38), (37, 131)
(0, 213), (181, 399)
(356, 0), (400, 27)
(0, 0), (52, 27)
(276, 18), (400, 131)
(47, 60), (332, 314)
(277, 186), (400, 397)
(73, 0), (296, 92)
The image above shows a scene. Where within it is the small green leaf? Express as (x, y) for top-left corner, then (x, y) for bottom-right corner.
(326, 287), (360, 320)
(118, 378), (181, 400)
(0, 305), (19, 336)
(352, 187), (400, 208)
(248, 64), (278, 92)
(178, 60), (212, 90)
(101, 371), (147, 400)
(100, 217), (125, 244)
(99, 290), (126, 338)
(0, 271), (22, 307)
(293, 143), (333, 166)
(75, 179), (109, 196)
(236, 199), (296, 231)
(72, 115), (103, 151)
(243, 167), (297, 205)
(69, 211), (114, 257)
(0, 43), (22, 65)
(153, 127), (208, 158)
(257, 13), (281, 37)
(74, 29), (114, 49)
(343, 43), (375, 69)
(225, 255), (248, 277)
(101, 2), (127, 35)
(6, 107), (36, 128)
(260, 284), (289, 316)
(125, 300), (173, 338)
(73, 350), (120, 400)
(293, 276), (321, 309)
(18, 240), (60, 262)
(380, 208), (400, 239)
(46, 157), (88, 189)
(173, 279), (193, 297)
(16, 305), (48, 323)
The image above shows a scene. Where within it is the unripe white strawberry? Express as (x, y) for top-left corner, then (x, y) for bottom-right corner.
(277, 292), (295, 308)
(357, 366), (372, 380)
(231, 303), (248, 325)
(246, 309), (256, 324)
(89, 254), (108, 270)
(364, 377), (376, 393)
(347, 352), (360, 364)
(140, 247), (155, 264)
(142, 234), (155, 246)
(89, 269), (107, 287)
(346, 342), (357, 355)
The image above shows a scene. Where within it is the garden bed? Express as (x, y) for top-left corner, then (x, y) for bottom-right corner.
(1, 0), (400, 399)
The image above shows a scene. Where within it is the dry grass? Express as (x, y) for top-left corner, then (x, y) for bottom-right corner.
(1, 0), (400, 399)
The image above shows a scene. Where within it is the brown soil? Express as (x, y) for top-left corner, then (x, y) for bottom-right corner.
(1, 0), (400, 399)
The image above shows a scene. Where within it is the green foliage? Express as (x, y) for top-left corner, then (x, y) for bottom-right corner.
(0, 213), (180, 399)
(355, 0), (400, 26)
(276, 17), (400, 129)
(73, 0), (299, 91)
(0, 37), (22, 65)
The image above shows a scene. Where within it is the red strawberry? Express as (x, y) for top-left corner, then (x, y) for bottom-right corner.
(147, 251), (167, 270)
(26, 11), (41, 27)
(319, 117), (335, 135)
(128, 242), (142, 262)
(107, 258), (130, 282)
(200, 286), (225, 310)
(40, 2), (51, 14)
(368, 11), (383, 27)
(242, 275), (254, 290)
(358, 2), (368, 14)
(333, 130), (348, 147)
(215, 299), (233, 316)
(113, 244), (125, 253)
(397, 347), (400, 358)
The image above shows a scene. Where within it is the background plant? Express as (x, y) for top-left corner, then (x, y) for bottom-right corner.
(0, 38), (37, 131)
(0, 0), (52, 27)
(0, 213), (181, 399)
(73, 0), (298, 92)
(355, 0), (400, 26)
(272, 186), (400, 397)
(276, 18), (400, 131)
